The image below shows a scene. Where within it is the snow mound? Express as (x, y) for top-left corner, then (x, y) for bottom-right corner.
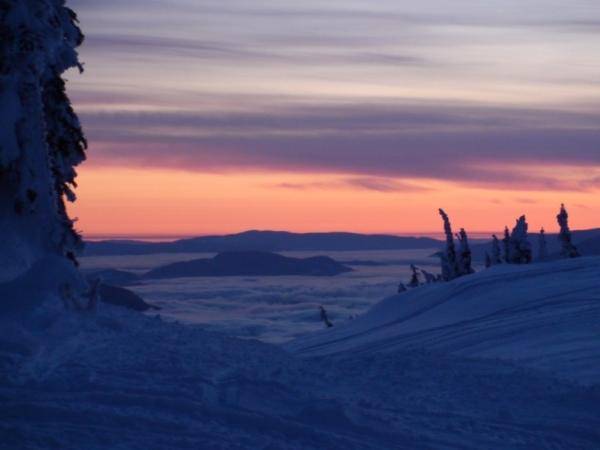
(2, 302), (599, 449)
(0, 256), (86, 315)
(1, 257), (599, 448)
(288, 257), (600, 384)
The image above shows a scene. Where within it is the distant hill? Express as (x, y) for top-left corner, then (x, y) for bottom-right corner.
(144, 251), (353, 279)
(470, 228), (600, 261)
(84, 269), (140, 286)
(82, 271), (159, 311)
(83, 228), (600, 262)
(99, 284), (160, 312)
(83, 230), (443, 256)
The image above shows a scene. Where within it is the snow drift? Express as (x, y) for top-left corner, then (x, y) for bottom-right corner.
(288, 257), (600, 385)
(1, 256), (599, 448)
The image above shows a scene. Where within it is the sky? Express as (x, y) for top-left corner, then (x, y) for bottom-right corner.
(66, 0), (600, 237)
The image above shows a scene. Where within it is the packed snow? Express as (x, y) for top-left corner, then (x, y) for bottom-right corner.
(288, 257), (600, 385)
(1, 255), (599, 449)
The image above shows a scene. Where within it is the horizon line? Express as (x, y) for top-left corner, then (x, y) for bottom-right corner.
(82, 227), (600, 242)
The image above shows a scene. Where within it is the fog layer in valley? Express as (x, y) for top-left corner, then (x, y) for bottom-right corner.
(81, 249), (441, 343)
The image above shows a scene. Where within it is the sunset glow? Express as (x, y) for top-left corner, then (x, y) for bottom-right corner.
(71, 166), (600, 238)
(68, 0), (600, 236)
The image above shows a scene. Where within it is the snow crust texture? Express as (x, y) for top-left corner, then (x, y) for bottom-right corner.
(1, 258), (599, 449)
(289, 257), (600, 385)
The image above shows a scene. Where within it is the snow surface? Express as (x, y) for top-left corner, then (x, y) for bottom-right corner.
(0, 256), (86, 316)
(288, 257), (600, 385)
(1, 257), (599, 449)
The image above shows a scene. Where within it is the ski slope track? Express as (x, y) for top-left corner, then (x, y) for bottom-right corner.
(288, 257), (600, 384)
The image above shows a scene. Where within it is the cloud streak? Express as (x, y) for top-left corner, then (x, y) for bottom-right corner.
(84, 34), (431, 68)
(269, 177), (431, 193)
(66, 0), (600, 194)
(75, 98), (600, 191)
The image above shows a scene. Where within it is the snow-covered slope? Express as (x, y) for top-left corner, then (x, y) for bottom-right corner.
(288, 257), (600, 384)
(1, 258), (599, 449)
(2, 301), (599, 449)
(0, 256), (86, 315)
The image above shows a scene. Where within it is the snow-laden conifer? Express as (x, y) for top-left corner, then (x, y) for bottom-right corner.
(485, 253), (492, 268)
(421, 268), (438, 284)
(408, 264), (421, 288)
(557, 204), (580, 258)
(438, 209), (457, 281)
(507, 216), (533, 264)
(319, 306), (333, 328)
(538, 228), (548, 261)
(456, 228), (474, 275)
(502, 227), (511, 263)
(0, 0), (86, 278)
(438, 209), (474, 280)
(491, 235), (502, 265)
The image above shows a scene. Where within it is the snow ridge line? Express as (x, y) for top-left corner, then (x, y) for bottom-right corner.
(290, 260), (594, 356)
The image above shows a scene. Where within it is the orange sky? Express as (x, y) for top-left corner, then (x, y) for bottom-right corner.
(67, 2), (600, 238)
(70, 167), (599, 238)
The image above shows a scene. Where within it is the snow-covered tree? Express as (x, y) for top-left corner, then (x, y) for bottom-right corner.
(438, 209), (474, 281)
(408, 264), (421, 288)
(538, 228), (548, 261)
(0, 0), (86, 279)
(557, 204), (580, 258)
(456, 228), (474, 275)
(502, 227), (510, 263)
(319, 306), (333, 328)
(491, 235), (503, 265)
(438, 209), (458, 281)
(507, 216), (533, 264)
(420, 268), (438, 284)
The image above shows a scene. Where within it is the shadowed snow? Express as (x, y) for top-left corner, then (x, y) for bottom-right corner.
(288, 256), (600, 385)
